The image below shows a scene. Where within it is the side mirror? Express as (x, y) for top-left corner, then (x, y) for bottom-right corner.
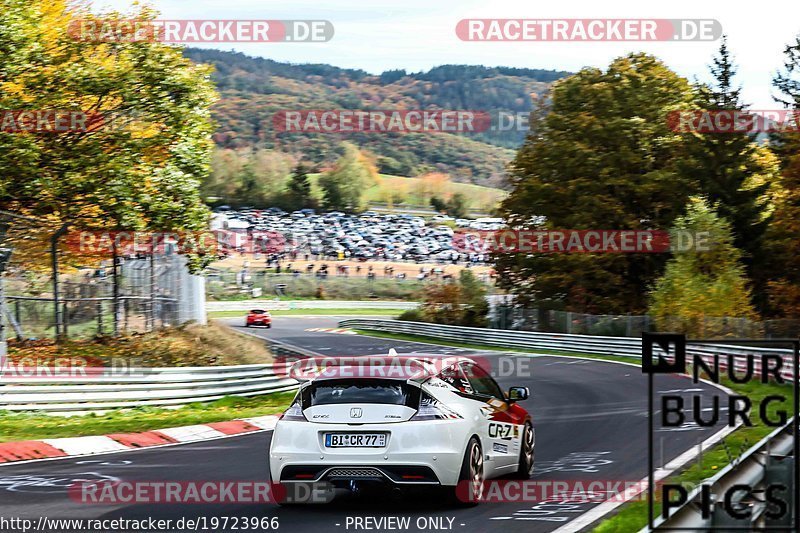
(507, 386), (530, 402)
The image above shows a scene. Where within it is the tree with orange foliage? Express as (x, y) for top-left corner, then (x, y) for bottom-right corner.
(0, 0), (217, 272)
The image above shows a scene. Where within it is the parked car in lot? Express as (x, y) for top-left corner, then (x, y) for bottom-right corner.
(269, 353), (534, 504)
(245, 309), (272, 328)
(217, 209), (505, 264)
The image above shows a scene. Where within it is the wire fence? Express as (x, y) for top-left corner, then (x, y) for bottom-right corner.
(3, 254), (203, 340)
(207, 271), (443, 301)
(492, 307), (800, 339)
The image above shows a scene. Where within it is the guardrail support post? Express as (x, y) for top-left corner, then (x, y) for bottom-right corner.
(112, 243), (120, 336)
(765, 455), (795, 528)
(50, 223), (69, 341)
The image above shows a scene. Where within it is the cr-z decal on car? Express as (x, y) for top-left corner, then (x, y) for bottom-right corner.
(488, 422), (520, 440)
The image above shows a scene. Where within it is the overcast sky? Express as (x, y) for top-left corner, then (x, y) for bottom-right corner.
(93, 0), (800, 109)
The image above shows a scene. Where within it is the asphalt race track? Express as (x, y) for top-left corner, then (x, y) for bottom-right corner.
(0, 316), (729, 533)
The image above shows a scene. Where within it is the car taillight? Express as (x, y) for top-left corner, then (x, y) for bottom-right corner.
(280, 401), (307, 421)
(410, 392), (462, 421)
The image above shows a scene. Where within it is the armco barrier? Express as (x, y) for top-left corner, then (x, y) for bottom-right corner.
(0, 336), (312, 414)
(337, 319), (797, 380)
(0, 363), (299, 413)
(642, 418), (796, 531)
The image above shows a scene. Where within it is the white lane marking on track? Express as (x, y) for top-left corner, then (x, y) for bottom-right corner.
(157, 425), (227, 442)
(242, 415), (279, 430)
(0, 472), (119, 493)
(304, 328), (357, 335)
(42, 436), (129, 455)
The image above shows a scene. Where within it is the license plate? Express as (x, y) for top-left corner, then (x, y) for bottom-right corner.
(325, 433), (386, 448)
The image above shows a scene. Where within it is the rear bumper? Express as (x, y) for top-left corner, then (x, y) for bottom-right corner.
(269, 420), (469, 486)
(279, 464), (440, 485)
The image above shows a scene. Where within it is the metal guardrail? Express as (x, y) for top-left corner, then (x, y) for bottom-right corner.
(0, 331), (315, 413)
(338, 319), (797, 380)
(0, 363), (299, 413)
(207, 300), (418, 312)
(642, 418), (796, 531)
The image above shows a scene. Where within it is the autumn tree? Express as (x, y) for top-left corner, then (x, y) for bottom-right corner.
(417, 269), (488, 327)
(318, 143), (378, 212)
(0, 1), (217, 271)
(496, 54), (698, 313)
(417, 172), (450, 203)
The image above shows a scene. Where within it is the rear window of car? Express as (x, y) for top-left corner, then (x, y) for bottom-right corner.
(303, 379), (419, 407)
(249, 309), (267, 314)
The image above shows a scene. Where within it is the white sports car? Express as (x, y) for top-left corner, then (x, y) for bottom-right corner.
(269, 353), (534, 504)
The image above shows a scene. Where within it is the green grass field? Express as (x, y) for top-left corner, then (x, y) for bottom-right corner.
(308, 173), (507, 212)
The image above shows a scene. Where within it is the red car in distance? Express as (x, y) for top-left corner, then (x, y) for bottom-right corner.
(245, 309), (272, 328)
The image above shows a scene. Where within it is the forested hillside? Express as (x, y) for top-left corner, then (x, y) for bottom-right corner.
(184, 48), (569, 186)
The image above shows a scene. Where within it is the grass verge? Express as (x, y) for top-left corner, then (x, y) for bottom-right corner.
(7, 322), (273, 367)
(0, 392), (295, 443)
(592, 376), (794, 532)
(209, 308), (406, 318)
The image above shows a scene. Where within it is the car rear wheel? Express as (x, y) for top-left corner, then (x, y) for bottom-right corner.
(513, 422), (535, 479)
(450, 437), (483, 506)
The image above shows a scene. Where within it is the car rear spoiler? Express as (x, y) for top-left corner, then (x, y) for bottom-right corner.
(285, 350), (475, 383)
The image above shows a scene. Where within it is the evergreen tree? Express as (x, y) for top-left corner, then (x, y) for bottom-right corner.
(763, 33), (800, 317)
(446, 193), (468, 218)
(287, 162), (313, 209)
(681, 37), (775, 299)
(649, 198), (757, 336)
(429, 196), (447, 212)
(237, 161), (262, 204)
